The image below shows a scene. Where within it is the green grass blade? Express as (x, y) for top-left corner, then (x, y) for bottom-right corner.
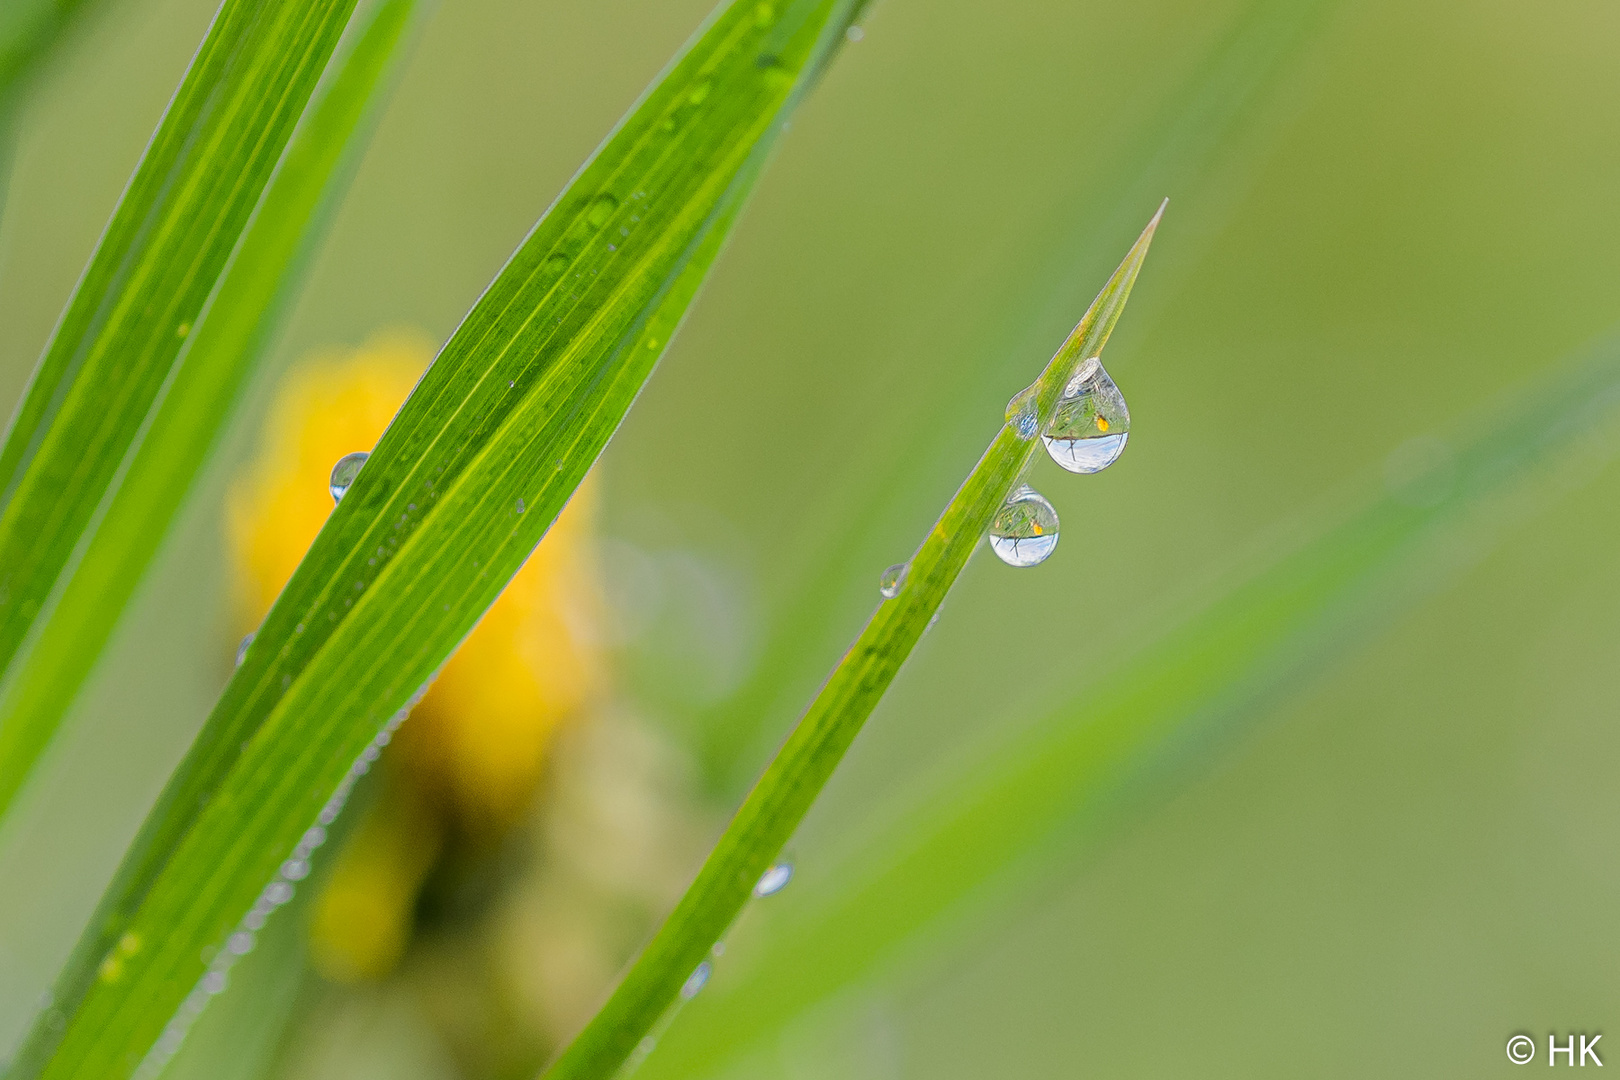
(0, 0), (425, 827)
(0, 0), (364, 812)
(644, 337), (1620, 1078)
(541, 207), (1166, 1080)
(5, 3), (866, 1077)
(0, 0), (105, 111)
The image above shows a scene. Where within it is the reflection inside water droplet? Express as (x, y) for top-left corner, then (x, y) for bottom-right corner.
(1043, 357), (1129, 473)
(878, 563), (908, 599)
(329, 451), (369, 502)
(989, 485), (1059, 567)
(680, 961), (711, 999)
(754, 862), (794, 896)
(1005, 384), (1039, 440)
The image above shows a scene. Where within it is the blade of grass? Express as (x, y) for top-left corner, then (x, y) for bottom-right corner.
(0, 0), (106, 111)
(0, 0), (427, 826)
(0, 0), (364, 817)
(643, 335), (1620, 1079)
(5, 3), (869, 1077)
(541, 206), (1166, 1080)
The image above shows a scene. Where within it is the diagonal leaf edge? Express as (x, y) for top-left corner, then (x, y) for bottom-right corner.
(6, 2), (870, 1078)
(0, 0), (428, 827)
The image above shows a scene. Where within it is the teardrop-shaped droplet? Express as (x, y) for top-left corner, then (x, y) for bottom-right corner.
(754, 862), (794, 897)
(680, 960), (712, 999)
(329, 451), (369, 502)
(235, 632), (255, 667)
(878, 563), (908, 599)
(1043, 357), (1129, 473)
(989, 485), (1059, 567)
(1004, 384), (1039, 440)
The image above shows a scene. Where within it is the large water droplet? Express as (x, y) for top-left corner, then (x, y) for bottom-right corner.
(329, 451), (369, 502)
(878, 563), (908, 599)
(754, 862), (794, 896)
(1043, 357), (1129, 473)
(680, 960), (712, 999)
(989, 485), (1059, 567)
(1005, 384), (1038, 440)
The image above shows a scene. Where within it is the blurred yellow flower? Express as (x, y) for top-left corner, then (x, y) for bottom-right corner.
(227, 330), (604, 985)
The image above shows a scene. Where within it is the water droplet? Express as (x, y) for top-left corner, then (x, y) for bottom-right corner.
(118, 932), (141, 957)
(754, 862), (794, 896)
(680, 961), (711, 999)
(515, 497), (526, 513)
(1043, 358), (1129, 473)
(878, 563), (908, 599)
(201, 971), (227, 996)
(281, 859), (310, 881)
(176, 322), (191, 338)
(226, 932), (254, 956)
(266, 882), (294, 906)
(543, 252), (570, 276)
(329, 451), (369, 502)
(687, 81), (712, 106)
(587, 193), (618, 228)
(845, 23), (865, 41)
(235, 633), (254, 667)
(1005, 384), (1038, 440)
(989, 485), (1059, 567)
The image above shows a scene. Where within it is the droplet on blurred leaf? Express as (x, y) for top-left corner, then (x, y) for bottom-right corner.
(878, 563), (908, 599)
(1005, 383), (1039, 440)
(754, 862), (794, 896)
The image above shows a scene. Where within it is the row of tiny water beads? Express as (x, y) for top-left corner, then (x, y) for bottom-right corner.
(133, 452), (425, 1079)
(880, 355), (1130, 596)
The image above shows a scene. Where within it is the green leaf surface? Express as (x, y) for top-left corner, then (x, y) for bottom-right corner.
(5, 2), (866, 1077)
(541, 207), (1166, 1080)
(0, 0), (364, 817)
(643, 335), (1620, 1079)
(0, 0), (424, 834)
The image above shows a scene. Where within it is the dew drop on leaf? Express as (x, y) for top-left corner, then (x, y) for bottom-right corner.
(329, 451), (369, 502)
(1043, 357), (1129, 473)
(587, 193), (618, 228)
(1005, 383), (1038, 440)
(878, 563), (908, 599)
(680, 960), (712, 999)
(989, 485), (1059, 567)
(754, 862), (794, 896)
(235, 632), (254, 667)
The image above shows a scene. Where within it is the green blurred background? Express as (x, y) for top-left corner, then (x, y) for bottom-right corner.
(5, 0), (1620, 1076)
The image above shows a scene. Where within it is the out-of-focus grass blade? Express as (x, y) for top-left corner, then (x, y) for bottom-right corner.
(0, 0), (426, 828)
(0, 0), (105, 112)
(6, 3), (867, 1078)
(644, 338), (1620, 1079)
(541, 207), (1165, 1080)
(0, 0), (364, 817)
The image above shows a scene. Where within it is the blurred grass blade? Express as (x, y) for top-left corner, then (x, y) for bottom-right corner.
(0, 0), (426, 826)
(541, 206), (1165, 1080)
(6, 3), (868, 1078)
(646, 338), (1620, 1078)
(0, 0), (365, 815)
(0, 0), (105, 111)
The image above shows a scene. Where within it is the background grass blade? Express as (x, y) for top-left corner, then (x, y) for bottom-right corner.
(3, 3), (868, 1077)
(0, 0), (426, 828)
(0, 0), (364, 816)
(640, 335), (1620, 1079)
(0, 0), (106, 118)
(541, 207), (1165, 1080)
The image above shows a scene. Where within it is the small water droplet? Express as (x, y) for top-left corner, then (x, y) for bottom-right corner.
(201, 971), (227, 996)
(543, 252), (570, 276)
(1005, 384), (1038, 440)
(1043, 358), (1129, 473)
(680, 961), (712, 999)
(754, 862), (794, 896)
(282, 859), (310, 881)
(515, 497), (526, 513)
(118, 932), (141, 957)
(587, 193), (619, 228)
(687, 81), (712, 106)
(329, 451), (369, 502)
(235, 633), (254, 666)
(845, 23), (865, 41)
(226, 932), (254, 956)
(266, 882), (294, 906)
(176, 322), (191, 338)
(878, 563), (908, 599)
(989, 485), (1059, 567)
